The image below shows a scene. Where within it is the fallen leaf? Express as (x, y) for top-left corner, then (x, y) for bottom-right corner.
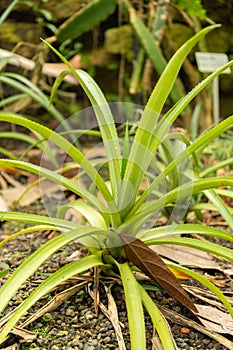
(224, 268), (233, 276)
(20, 282), (87, 329)
(0, 166), (26, 175)
(151, 244), (220, 269)
(183, 285), (228, 311)
(0, 196), (8, 212)
(157, 304), (233, 350)
(0, 171), (23, 187)
(0, 48), (80, 84)
(195, 304), (233, 334)
(151, 333), (163, 350)
(1, 185), (41, 208)
(1, 178), (67, 208)
(120, 234), (198, 314)
(168, 266), (191, 280)
(8, 326), (36, 341)
(0, 326), (36, 348)
(88, 284), (126, 350)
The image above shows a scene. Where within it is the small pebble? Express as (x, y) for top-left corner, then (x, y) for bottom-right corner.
(91, 339), (99, 346)
(50, 346), (59, 350)
(84, 345), (94, 350)
(85, 313), (94, 320)
(49, 328), (58, 336)
(72, 335), (80, 346)
(103, 336), (111, 344)
(180, 327), (190, 334)
(65, 308), (76, 317)
(4, 226), (230, 350)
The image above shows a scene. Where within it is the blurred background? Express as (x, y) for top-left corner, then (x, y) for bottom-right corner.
(0, 0), (233, 132)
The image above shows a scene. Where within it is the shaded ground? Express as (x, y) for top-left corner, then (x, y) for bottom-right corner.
(0, 200), (233, 349)
(0, 133), (233, 349)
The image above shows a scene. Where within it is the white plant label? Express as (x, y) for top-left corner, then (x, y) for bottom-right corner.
(195, 52), (231, 74)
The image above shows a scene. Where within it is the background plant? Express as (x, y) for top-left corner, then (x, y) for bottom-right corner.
(1, 0), (231, 132)
(0, 25), (233, 349)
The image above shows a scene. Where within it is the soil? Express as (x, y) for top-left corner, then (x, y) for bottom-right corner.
(0, 130), (233, 350)
(0, 200), (233, 350)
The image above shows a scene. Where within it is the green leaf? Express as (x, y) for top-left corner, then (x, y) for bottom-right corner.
(215, 188), (233, 199)
(119, 24), (221, 215)
(166, 263), (233, 318)
(116, 262), (146, 350)
(0, 225), (62, 249)
(0, 93), (28, 108)
(0, 158), (110, 223)
(200, 157), (233, 177)
(129, 48), (146, 94)
(0, 211), (77, 230)
(42, 40), (122, 203)
(68, 69), (122, 201)
(146, 24), (220, 116)
(138, 284), (176, 350)
(0, 263), (9, 279)
(198, 155), (233, 229)
(0, 227), (108, 314)
(0, 114), (121, 226)
(0, 0), (20, 25)
(0, 131), (56, 163)
(121, 122), (130, 179)
(0, 131), (43, 151)
(126, 2), (183, 103)
(56, 0), (116, 42)
(203, 189), (233, 230)
(57, 199), (107, 228)
(129, 113), (233, 219)
(145, 237), (233, 262)
(0, 146), (17, 159)
(0, 73), (66, 125)
(172, 0), (207, 19)
(120, 176), (233, 232)
(50, 69), (75, 102)
(192, 203), (231, 212)
(148, 60), (233, 156)
(137, 223), (233, 242)
(0, 253), (103, 343)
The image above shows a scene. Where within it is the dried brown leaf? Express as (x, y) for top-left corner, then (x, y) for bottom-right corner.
(7, 327), (36, 342)
(120, 234), (198, 314)
(158, 304), (233, 350)
(0, 326), (36, 348)
(88, 284), (126, 350)
(1, 185), (41, 208)
(20, 282), (87, 329)
(151, 244), (221, 269)
(195, 304), (233, 334)
(0, 196), (8, 212)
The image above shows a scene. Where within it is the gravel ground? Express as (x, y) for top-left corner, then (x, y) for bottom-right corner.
(0, 216), (232, 350)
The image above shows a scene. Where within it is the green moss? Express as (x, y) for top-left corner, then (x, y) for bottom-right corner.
(0, 21), (43, 56)
(165, 23), (194, 49)
(0, 22), (21, 45)
(31, 325), (49, 337)
(206, 28), (231, 53)
(39, 0), (84, 20)
(104, 25), (133, 61)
